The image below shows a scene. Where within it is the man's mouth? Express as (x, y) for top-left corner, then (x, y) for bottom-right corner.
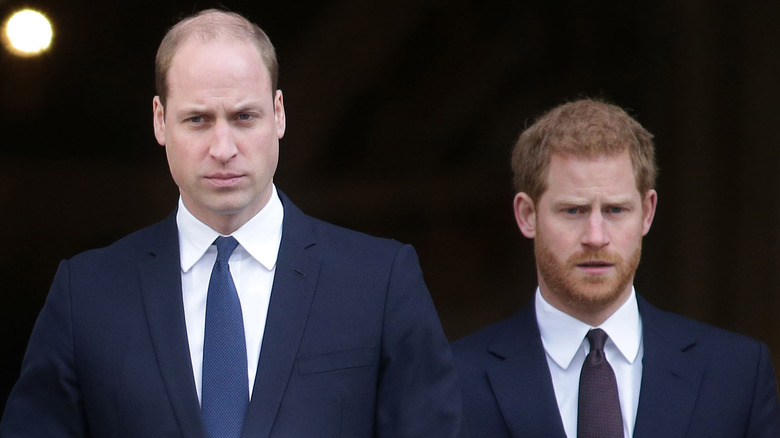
(577, 261), (614, 268)
(205, 173), (244, 187)
(575, 260), (616, 275)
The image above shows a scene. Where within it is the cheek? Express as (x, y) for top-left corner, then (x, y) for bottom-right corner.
(164, 148), (184, 182)
(165, 142), (199, 179)
(614, 225), (645, 249)
(538, 220), (580, 250)
(168, 131), (208, 159)
(247, 134), (279, 161)
(536, 228), (576, 262)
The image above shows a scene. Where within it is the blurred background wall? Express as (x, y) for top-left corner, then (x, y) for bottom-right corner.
(3, 0), (780, 412)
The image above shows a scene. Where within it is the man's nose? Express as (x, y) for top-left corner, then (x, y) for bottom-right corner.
(210, 120), (238, 162)
(581, 211), (610, 248)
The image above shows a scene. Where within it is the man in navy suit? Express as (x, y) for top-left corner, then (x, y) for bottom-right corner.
(452, 99), (780, 437)
(1, 9), (466, 437)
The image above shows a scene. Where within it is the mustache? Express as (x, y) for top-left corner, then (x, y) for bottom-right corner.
(567, 249), (622, 265)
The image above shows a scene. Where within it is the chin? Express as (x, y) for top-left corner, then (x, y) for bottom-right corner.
(568, 279), (628, 309)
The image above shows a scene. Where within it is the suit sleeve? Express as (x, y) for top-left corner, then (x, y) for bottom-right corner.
(746, 342), (780, 438)
(374, 244), (468, 438)
(0, 260), (87, 437)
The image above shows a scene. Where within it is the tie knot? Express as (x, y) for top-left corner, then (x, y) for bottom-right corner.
(214, 236), (239, 263)
(586, 328), (609, 352)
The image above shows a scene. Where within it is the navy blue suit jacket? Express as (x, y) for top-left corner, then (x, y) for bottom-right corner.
(452, 296), (780, 437)
(1, 193), (466, 437)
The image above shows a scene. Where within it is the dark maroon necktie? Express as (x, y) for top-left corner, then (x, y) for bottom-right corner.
(577, 328), (624, 438)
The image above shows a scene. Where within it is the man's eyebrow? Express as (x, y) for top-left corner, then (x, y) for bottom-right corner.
(175, 105), (209, 115)
(236, 98), (269, 109)
(601, 196), (636, 205)
(550, 196), (589, 206)
(233, 104), (265, 113)
(551, 195), (636, 206)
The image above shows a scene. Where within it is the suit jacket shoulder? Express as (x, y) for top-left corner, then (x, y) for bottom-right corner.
(66, 212), (178, 273)
(634, 296), (780, 438)
(246, 192), (466, 437)
(298, 211), (408, 267)
(452, 302), (567, 438)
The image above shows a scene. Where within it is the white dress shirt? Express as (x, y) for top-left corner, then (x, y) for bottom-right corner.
(535, 287), (644, 438)
(177, 187), (284, 401)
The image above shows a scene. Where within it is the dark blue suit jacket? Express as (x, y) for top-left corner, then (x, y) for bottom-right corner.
(452, 296), (780, 437)
(1, 193), (466, 437)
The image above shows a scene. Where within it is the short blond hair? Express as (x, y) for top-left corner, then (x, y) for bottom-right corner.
(511, 99), (657, 202)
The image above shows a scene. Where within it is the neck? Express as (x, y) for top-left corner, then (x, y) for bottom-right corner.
(180, 188), (273, 235)
(180, 202), (261, 236)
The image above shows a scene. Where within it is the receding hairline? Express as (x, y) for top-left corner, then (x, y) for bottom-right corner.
(168, 10), (259, 45)
(155, 9), (279, 106)
(167, 33), (267, 71)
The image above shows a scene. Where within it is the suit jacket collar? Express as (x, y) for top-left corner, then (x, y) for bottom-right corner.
(486, 301), (568, 438)
(138, 211), (207, 437)
(633, 296), (703, 438)
(240, 191), (321, 438)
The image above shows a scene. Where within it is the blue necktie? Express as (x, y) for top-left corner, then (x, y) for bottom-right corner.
(578, 328), (624, 438)
(201, 236), (248, 438)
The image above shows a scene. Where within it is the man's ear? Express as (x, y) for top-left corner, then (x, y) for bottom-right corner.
(641, 189), (658, 236)
(274, 89), (286, 139)
(514, 192), (537, 238)
(152, 96), (166, 146)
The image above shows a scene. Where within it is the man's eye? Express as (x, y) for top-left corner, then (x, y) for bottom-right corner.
(566, 207), (580, 214)
(189, 116), (203, 123)
(237, 113), (253, 121)
(607, 207), (624, 214)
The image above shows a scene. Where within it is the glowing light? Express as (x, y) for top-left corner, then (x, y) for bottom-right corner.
(3, 9), (53, 56)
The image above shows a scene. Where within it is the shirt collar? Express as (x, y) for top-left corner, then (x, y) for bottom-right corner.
(535, 287), (642, 370)
(176, 186), (284, 272)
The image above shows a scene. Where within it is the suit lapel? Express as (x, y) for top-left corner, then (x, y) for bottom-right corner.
(486, 303), (567, 438)
(138, 214), (206, 438)
(241, 193), (321, 438)
(633, 297), (703, 438)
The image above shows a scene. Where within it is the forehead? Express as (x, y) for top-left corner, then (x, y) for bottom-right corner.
(543, 151), (640, 200)
(167, 36), (272, 98)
